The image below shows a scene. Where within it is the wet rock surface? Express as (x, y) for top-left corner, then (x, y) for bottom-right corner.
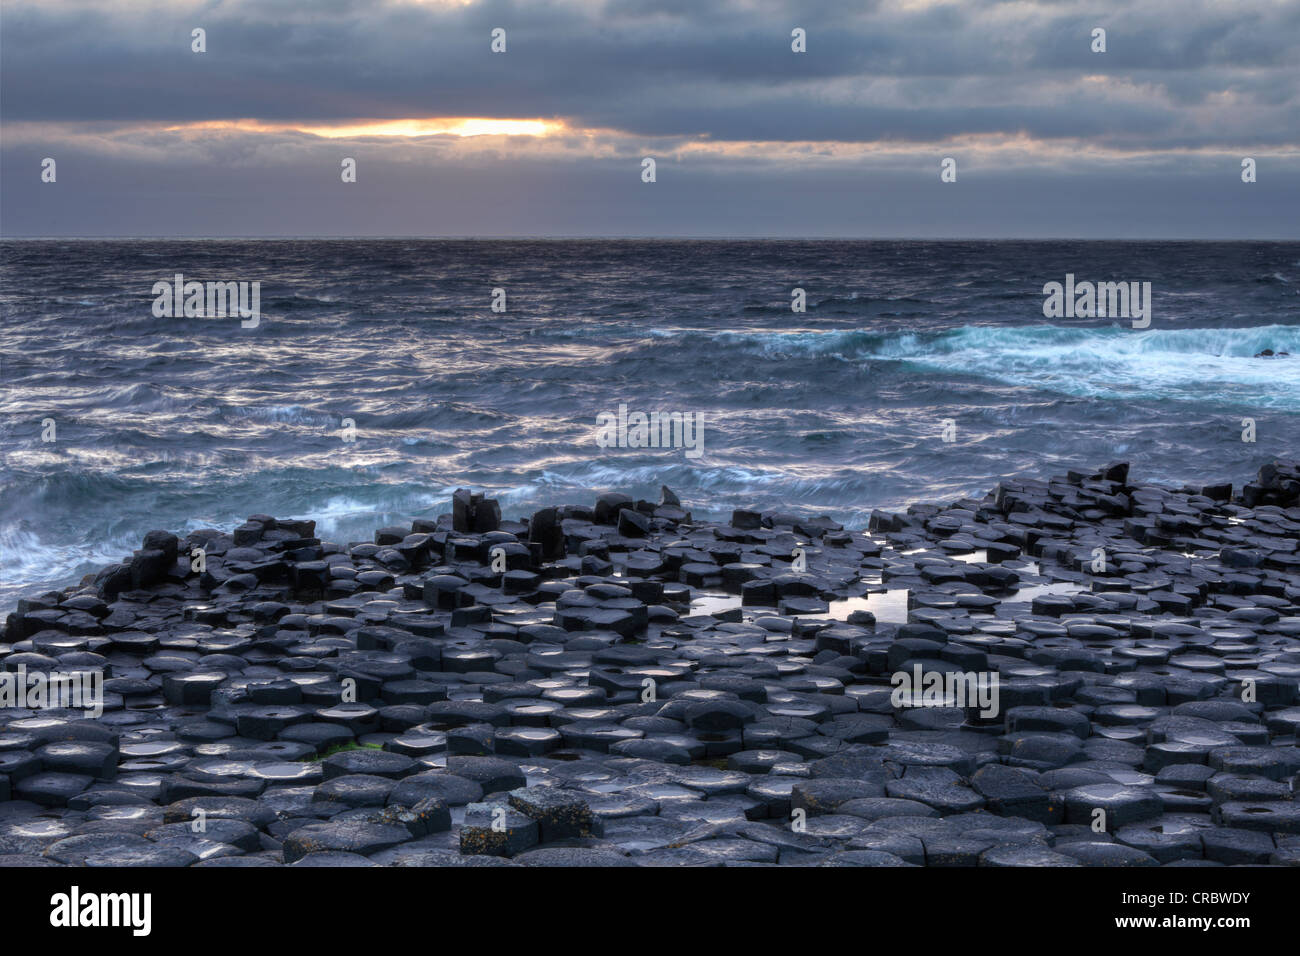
(3, 460), (1300, 867)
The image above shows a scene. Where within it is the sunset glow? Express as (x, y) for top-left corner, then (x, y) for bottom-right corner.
(164, 118), (562, 138)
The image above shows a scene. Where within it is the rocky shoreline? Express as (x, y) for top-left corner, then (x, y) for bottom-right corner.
(2, 460), (1299, 867)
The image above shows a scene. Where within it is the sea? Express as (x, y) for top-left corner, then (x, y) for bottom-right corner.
(1, 239), (1297, 611)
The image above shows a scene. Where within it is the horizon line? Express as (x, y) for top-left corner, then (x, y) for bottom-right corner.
(2, 235), (1298, 243)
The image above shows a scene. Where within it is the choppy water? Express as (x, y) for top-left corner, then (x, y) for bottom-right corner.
(1, 239), (1297, 610)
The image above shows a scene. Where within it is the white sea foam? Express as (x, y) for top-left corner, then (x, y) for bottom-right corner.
(695, 324), (1300, 409)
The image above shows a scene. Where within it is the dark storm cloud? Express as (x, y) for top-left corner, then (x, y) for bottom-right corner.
(1, 0), (1296, 237)
(2, 0), (1296, 149)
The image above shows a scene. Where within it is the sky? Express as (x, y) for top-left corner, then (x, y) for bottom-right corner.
(1, 0), (1297, 238)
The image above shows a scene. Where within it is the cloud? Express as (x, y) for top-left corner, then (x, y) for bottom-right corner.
(4, 0), (1297, 141)
(2, 0), (1296, 236)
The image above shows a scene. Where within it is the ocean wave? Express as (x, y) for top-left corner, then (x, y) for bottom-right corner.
(0, 525), (136, 594)
(672, 325), (1300, 409)
(873, 324), (1300, 408)
(224, 404), (335, 426)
